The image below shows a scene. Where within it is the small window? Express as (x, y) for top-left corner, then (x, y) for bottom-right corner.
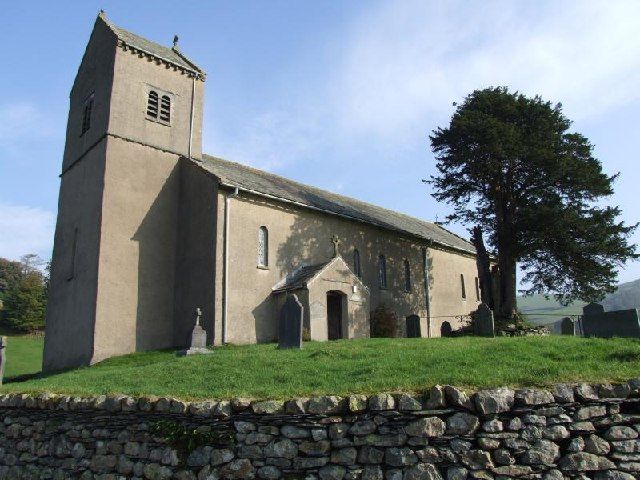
(353, 249), (361, 278)
(160, 95), (171, 123)
(475, 277), (481, 301)
(460, 274), (466, 299)
(258, 226), (268, 267)
(81, 94), (94, 135)
(67, 228), (78, 281)
(404, 259), (411, 292)
(378, 254), (387, 289)
(147, 90), (159, 119)
(146, 88), (172, 125)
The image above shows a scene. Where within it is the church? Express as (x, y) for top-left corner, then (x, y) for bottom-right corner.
(43, 13), (480, 372)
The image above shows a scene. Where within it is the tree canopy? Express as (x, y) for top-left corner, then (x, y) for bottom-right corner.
(0, 254), (48, 332)
(429, 87), (637, 317)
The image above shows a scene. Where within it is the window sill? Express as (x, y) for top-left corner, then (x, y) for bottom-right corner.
(257, 265), (270, 270)
(146, 116), (171, 127)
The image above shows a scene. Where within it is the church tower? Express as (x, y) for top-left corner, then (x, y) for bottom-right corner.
(43, 12), (206, 371)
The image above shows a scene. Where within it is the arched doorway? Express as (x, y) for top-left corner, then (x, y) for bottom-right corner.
(327, 291), (346, 340)
(406, 315), (421, 338)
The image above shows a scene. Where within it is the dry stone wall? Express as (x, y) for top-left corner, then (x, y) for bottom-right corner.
(1, 380), (640, 479)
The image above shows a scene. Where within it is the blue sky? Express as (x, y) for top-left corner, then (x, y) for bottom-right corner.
(1, 0), (639, 286)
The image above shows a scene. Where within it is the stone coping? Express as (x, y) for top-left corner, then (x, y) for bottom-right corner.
(1, 379), (639, 418)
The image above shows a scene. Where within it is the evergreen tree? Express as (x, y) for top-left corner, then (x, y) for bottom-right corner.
(429, 87), (637, 320)
(2, 271), (47, 332)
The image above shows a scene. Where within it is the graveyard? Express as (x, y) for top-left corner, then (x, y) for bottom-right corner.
(1, 335), (640, 400)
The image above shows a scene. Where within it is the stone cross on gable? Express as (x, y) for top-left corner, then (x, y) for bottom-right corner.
(331, 235), (341, 257)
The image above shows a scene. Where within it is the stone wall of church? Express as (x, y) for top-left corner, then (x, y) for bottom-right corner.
(1, 380), (639, 479)
(214, 189), (480, 345)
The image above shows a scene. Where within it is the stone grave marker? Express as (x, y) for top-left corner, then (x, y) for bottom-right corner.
(560, 317), (576, 336)
(0, 336), (6, 386)
(279, 294), (303, 349)
(583, 302), (605, 317)
(582, 303), (640, 338)
(473, 303), (495, 338)
(179, 308), (212, 356)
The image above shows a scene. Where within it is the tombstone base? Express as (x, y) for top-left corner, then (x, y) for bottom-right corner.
(177, 347), (213, 357)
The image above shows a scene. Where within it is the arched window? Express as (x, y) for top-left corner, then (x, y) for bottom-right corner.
(147, 90), (159, 119)
(353, 249), (361, 278)
(378, 254), (387, 289)
(160, 95), (171, 123)
(81, 93), (94, 135)
(460, 274), (466, 299)
(258, 226), (268, 267)
(404, 259), (411, 292)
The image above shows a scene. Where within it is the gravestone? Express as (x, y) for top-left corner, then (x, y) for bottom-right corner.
(0, 336), (6, 386)
(560, 317), (577, 336)
(279, 294), (303, 349)
(406, 315), (421, 338)
(473, 303), (495, 337)
(582, 303), (640, 338)
(178, 308), (212, 356)
(583, 302), (605, 316)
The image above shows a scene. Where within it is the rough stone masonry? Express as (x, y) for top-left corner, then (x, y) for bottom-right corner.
(1, 379), (640, 479)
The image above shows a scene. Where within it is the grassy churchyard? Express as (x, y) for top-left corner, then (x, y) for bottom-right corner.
(1, 335), (640, 400)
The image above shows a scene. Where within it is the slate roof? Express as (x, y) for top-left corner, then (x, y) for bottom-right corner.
(272, 263), (330, 293)
(100, 13), (204, 75)
(198, 155), (476, 254)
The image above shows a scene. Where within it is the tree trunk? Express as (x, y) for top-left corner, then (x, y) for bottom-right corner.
(494, 186), (518, 323)
(471, 226), (493, 309)
(498, 250), (518, 322)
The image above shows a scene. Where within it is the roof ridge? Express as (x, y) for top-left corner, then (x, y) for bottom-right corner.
(202, 154), (461, 240)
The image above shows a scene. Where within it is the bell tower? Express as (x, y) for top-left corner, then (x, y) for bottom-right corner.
(44, 12), (206, 372)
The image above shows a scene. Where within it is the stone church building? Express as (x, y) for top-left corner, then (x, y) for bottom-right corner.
(43, 13), (480, 372)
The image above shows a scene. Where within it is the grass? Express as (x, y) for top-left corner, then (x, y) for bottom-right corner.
(0, 330), (44, 379)
(2, 336), (640, 400)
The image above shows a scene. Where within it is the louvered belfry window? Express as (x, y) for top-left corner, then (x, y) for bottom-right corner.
(160, 95), (171, 123)
(147, 90), (159, 119)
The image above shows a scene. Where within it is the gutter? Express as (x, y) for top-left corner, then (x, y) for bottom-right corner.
(222, 187), (240, 344)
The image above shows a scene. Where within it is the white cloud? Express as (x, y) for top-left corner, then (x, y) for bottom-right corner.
(335, 0), (640, 136)
(204, 109), (324, 172)
(0, 204), (55, 261)
(0, 103), (53, 152)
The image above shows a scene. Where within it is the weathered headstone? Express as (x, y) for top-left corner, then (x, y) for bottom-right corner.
(0, 336), (6, 386)
(473, 303), (495, 338)
(178, 308), (212, 356)
(279, 294), (303, 349)
(561, 317), (577, 336)
(583, 302), (605, 316)
(582, 303), (640, 338)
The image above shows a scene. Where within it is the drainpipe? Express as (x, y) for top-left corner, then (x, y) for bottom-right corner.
(423, 244), (432, 338)
(222, 187), (240, 344)
(188, 75), (196, 159)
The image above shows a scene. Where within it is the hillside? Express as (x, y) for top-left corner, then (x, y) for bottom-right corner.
(518, 278), (640, 328)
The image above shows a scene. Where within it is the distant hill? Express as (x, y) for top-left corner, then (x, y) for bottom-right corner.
(517, 278), (640, 329)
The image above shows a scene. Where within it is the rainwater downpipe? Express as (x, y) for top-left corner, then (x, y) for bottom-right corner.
(188, 75), (196, 159)
(222, 187), (240, 344)
(423, 244), (432, 337)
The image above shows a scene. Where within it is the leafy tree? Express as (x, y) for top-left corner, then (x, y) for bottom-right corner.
(0, 258), (23, 301)
(429, 87), (637, 321)
(0, 254), (48, 332)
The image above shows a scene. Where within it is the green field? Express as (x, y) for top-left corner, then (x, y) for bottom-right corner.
(1, 331), (43, 379)
(517, 294), (585, 326)
(2, 336), (640, 400)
